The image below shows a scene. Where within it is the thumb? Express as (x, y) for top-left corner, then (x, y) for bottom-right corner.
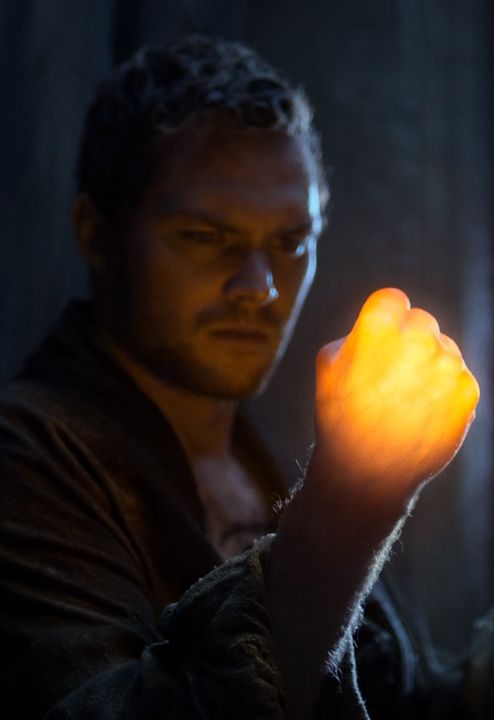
(317, 336), (346, 365)
(315, 336), (348, 387)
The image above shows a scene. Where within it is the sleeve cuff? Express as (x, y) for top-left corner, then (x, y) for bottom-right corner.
(160, 534), (368, 719)
(160, 534), (285, 718)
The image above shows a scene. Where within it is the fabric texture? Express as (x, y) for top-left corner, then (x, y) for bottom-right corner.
(0, 301), (373, 718)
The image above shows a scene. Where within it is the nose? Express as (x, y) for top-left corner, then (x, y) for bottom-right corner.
(224, 250), (279, 306)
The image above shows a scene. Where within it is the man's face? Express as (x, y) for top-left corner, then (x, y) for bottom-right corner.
(100, 120), (323, 399)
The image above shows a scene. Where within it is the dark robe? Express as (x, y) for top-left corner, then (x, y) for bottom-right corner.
(0, 301), (428, 718)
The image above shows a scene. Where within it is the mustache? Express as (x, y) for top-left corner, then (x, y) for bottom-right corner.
(196, 304), (282, 330)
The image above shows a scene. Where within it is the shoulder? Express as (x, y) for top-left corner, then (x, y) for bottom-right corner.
(0, 379), (115, 516)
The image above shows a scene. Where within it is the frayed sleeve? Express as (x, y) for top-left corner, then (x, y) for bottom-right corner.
(158, 534), (369, 719)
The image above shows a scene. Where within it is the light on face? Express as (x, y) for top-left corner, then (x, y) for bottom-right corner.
(308, 180), (323, 238)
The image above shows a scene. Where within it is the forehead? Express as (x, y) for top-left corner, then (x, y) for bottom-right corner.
(142, 120), (320, 225)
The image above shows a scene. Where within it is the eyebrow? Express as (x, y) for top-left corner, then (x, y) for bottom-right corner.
(162, 209), (319, 236)
(165, 210), (242, 234)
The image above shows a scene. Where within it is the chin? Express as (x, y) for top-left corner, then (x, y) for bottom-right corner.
(138, 343), (279, 399)
(196, 373), (272, 400)
(180, 362), (276, 400)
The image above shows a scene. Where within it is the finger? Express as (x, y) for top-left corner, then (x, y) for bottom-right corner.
(315, 336), (348, 397)
(357, 287), (411, 329)
(457, 369), (481, 416)
(436, 333), (469, 374)
(363, 287), (411, 313)
(325, 336), (346, 360)
(436, 350), (465, 375)
(438, 332), (462, 357)
(316, 336), (346, 369)
(440, 370), (480, 449)
(406, 307), (440, 336)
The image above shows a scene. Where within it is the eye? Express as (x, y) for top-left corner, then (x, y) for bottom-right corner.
(180, 229), (225, 245)
(273, 234), (310, 257)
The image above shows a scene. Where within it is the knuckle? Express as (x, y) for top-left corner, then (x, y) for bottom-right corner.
(438, 332), (461, 356)
(436, 349), (463, 374)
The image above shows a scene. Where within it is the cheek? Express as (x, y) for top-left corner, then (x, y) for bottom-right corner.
(299, 248), (318, 299)
(129, 255), (222, 332)
(125, 238), (189, 306)
(278, 248), (317, 312)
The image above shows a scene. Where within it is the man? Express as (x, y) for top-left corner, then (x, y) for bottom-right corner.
(0, 36), (478, 718)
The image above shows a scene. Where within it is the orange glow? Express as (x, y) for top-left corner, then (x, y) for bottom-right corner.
(315, 288), (480, 487)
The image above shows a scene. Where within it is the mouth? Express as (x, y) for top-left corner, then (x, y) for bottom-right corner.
(208, 327), (273, 344)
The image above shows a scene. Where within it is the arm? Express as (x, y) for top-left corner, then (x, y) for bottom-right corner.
(265, 288), (479, 719)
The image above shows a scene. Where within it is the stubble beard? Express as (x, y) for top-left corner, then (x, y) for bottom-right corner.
(133, 335), (284, 400)
(110, 288), (295, 400)
(122, 297), (292, 399)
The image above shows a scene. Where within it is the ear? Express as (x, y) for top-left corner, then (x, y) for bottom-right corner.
(73, 194), (108, 273)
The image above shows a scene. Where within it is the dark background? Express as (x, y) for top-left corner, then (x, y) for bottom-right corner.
(1, 0), (492, 654)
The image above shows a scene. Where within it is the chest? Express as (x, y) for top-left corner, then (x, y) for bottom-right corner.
(192, 457), (271, 560)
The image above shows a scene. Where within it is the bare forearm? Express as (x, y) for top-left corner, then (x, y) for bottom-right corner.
(264, 449), (414, 719)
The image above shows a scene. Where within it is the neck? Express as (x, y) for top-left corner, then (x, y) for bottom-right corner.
(101, 338), (238, 462)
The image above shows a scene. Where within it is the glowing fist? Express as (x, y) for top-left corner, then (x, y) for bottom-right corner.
(315, 288), (480, 492)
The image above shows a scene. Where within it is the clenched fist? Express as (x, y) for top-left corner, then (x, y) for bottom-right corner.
(315, 288), (480, 496)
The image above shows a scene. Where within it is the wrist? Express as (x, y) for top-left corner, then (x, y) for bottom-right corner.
(305, 442), (418, 529)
